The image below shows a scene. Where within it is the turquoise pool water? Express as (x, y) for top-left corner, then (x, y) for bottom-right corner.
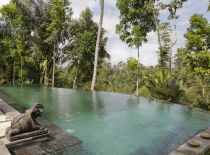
(0, 85), (210, 155)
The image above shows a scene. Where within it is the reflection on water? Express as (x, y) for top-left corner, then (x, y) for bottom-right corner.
(0, 85), (210, 155)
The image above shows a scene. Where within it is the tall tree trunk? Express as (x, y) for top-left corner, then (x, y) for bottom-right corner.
(169, 10), (178, 74)
(201, 74), (205, 97)
(169, 50), (172, 74)
(202, 82), (205, 98)
(154, 12), (164, 72)
(44, 59), (48, 86)
(155, 15), (164, 72)
(136, 45), (140, 96)
(155, 18), (162, 55)
(153, 3), (165, 73)
(20, 55), (23, 85)
(13, 59), (15, 85)
(52, 43), (56, 88)
(153, 4), (162, 56)
(44, 69), (48, 86)
(73, 69), (78, 90)
(91, 0), (104, 91)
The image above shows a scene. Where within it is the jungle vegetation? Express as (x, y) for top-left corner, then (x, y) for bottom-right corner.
(0, 0), (209, 110)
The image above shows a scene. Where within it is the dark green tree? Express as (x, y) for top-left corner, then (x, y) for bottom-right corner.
(167, 0), (187, 73)
(208, 0), (210, 11)
(179, 14), (210, 98)
(13, 0), (52, 86)
(116, 0), (156, 96)
(153, 1), (168, 71)
(0, 2), (32, 84)
(158, 23), (171, 69)
(12, 0), (73, 86)
(46, 0), (73, 87)
(66, 8), (109, 89)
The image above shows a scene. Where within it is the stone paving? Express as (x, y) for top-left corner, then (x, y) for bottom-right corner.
(0, 99), (12, 138)
(0, 99), (12, 155)
(169, 129), (210, 155)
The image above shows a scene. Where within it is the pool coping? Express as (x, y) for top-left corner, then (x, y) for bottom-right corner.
(169, 128), (210, 155)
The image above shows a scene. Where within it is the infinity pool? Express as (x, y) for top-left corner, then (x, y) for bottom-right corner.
(0, 85), (210, 155)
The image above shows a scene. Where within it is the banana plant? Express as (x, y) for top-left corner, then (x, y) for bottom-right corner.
(144, 71), (184, 102)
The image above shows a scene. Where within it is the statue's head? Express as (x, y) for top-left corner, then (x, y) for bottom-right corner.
(26, 103), (44, 118)
(33, 104), (44, 117)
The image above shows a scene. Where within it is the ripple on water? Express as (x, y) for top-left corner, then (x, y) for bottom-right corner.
(0, 86), (210, 155)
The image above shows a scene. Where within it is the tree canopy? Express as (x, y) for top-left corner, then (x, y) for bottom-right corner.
(179, 14), (210, 97)
(116, 0), (156, 48)
(0, 0), (209, 110)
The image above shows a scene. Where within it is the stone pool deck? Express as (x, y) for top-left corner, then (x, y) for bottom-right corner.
(0, 97), (82, 155)
(169, 130), (210, 155)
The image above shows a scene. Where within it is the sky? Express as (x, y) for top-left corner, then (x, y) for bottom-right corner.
(0, 0), (210, 66)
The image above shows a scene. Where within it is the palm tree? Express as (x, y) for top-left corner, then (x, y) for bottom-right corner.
(91, 0), (104, 91)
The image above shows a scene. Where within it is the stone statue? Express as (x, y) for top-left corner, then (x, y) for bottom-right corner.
(5, 104), (44, 138)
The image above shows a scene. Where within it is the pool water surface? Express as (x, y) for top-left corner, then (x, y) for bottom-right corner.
(0, 85), (210, 155)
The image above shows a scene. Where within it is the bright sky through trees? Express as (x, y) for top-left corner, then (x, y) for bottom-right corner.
(0, 0), (209, 66)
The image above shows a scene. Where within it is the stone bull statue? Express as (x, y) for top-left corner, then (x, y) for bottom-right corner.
(5, 104), (44, 138)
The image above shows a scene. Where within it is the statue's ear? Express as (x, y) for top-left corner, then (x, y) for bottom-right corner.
(35, 103), (41, 107)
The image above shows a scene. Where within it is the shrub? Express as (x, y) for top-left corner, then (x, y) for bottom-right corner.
(144, 71), (185, 103)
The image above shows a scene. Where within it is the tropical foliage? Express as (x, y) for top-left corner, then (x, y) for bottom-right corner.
(0, 0), (209, 111)
(144, 71), (184, 102)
